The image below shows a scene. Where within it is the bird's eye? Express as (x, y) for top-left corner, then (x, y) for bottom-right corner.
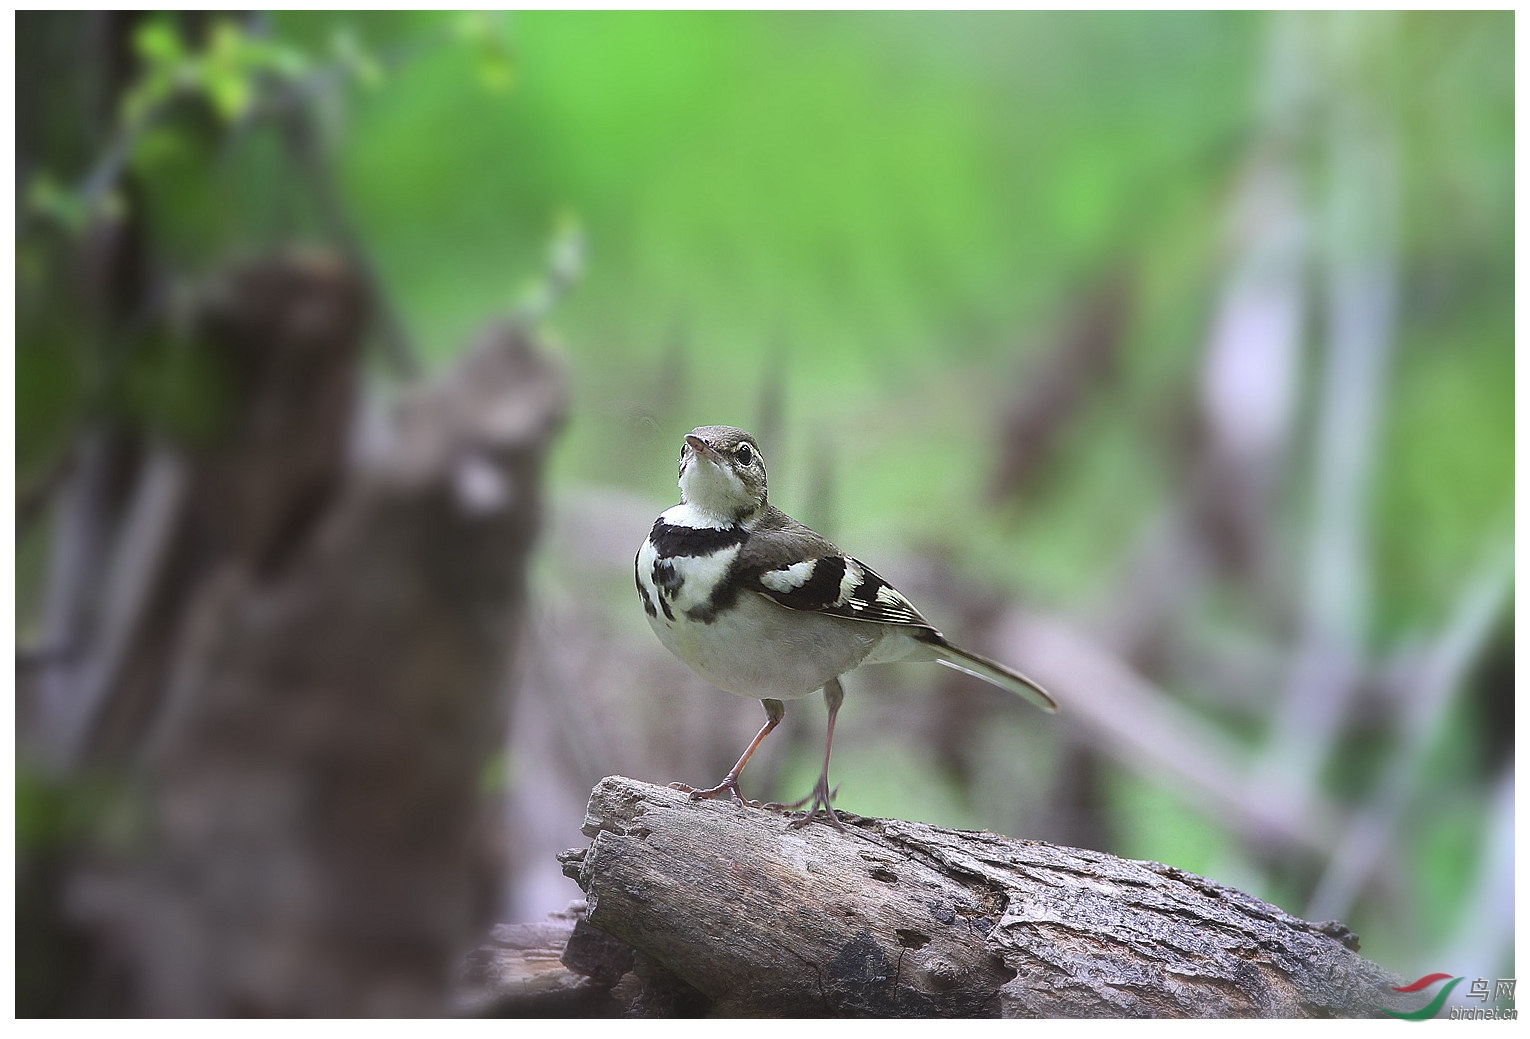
(735, 444), (753, 466)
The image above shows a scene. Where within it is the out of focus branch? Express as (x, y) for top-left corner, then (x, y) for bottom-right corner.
(991, 611), (1343, 857)
(1259, 15), (1400, 798)
(1437, 766), (1516, 1004)
(29, 432), (123, 765)
(989, 266), (1130, 503)
(1307, 541), (1512, 919)
(45, 446), (187, 769)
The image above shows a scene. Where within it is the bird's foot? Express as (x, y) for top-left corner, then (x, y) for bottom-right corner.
(779, 777), (848, 832)
(669, 775), (750, 807)
(763, 783), (839, 812)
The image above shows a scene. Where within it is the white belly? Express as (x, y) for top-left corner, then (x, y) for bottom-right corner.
(646, 583), (885, 700)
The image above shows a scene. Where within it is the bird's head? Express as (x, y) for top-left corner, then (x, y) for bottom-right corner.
(678, 425), (767, 522)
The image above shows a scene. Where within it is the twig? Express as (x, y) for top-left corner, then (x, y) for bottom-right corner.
(30, 432), (114, 763)
(50, 444), (188, 769)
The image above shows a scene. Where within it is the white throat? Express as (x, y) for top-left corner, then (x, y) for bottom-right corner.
(679, 455), (755, 524)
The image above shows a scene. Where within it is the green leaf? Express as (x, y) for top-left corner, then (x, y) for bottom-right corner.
(132, 17), (186, 67)
(202, 67), (252, 122)
(121, 20), (188, 128)
(199, 20), (256, 122)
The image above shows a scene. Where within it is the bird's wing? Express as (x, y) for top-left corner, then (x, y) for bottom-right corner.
(739, 509), (1057, 712)
(739, 510), (939, 631)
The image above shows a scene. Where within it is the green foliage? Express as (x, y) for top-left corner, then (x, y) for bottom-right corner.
(124, 16), (312, 127)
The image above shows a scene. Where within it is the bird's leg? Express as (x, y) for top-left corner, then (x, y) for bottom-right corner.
(672, 698), (784, 806)
(787, 677), (848, 831)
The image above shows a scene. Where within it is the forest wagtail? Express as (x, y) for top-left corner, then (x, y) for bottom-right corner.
(635, 425), (1057, 829)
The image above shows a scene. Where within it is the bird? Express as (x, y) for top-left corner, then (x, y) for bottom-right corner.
(635, 424), (1057, 830)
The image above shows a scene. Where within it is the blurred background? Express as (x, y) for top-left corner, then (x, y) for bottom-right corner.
(15, 10), (1513, 1017)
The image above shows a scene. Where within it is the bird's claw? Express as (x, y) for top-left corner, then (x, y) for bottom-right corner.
(671, 776), (847, 829)
(764, 783), (838, 812)
(781, 780), (848, 832)
(669, 777), (747, 806)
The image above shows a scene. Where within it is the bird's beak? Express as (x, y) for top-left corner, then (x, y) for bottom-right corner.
(685, 434), (716, 460)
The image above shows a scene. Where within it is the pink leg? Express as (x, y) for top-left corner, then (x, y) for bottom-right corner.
(787, 677), (848, 831)
(672, 698), (785, 805)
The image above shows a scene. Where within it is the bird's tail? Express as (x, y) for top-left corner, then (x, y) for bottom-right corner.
(931, 641), (1058, 713)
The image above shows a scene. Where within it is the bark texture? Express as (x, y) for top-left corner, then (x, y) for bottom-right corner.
(540, 776), (1410, 1018)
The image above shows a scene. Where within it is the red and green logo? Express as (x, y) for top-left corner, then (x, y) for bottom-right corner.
(1383, 974), (1464, 1021)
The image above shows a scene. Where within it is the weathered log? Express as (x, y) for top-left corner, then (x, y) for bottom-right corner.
(550, 776), (1410, 1018)
(452, 910), (626, 1018)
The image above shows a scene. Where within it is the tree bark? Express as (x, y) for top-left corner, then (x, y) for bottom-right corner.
(534, 776), (1411, 1018)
